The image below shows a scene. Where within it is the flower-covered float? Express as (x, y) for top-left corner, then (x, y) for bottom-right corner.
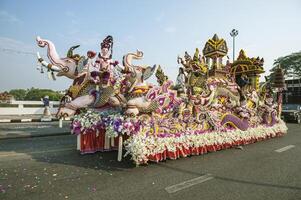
(36, 34), (287, 165)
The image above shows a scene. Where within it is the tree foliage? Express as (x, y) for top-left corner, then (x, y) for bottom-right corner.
(271, 51), (301, 77)
(9, 89), (27, 100)
(8, 88), (63, 101)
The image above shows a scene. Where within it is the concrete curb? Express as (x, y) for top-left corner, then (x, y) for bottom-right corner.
(0, 118), (71, 123)
(0, 131), (70, 140)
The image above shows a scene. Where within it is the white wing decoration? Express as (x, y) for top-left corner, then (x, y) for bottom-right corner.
(143, 65), (157, 80)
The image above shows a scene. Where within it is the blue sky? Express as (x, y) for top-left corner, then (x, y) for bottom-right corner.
(0, 0), (300, 91)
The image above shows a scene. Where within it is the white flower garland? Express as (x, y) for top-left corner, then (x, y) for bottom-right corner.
(72, 110), (101, 132)
(72, 109), (138, 138)
(124, 120), (288, 165)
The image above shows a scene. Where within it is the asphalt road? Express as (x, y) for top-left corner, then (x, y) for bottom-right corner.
(0, 122), (70, 139)
(0, 123), (300, 200)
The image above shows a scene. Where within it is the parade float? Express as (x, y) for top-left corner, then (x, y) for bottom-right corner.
(36, 34), (287, 165)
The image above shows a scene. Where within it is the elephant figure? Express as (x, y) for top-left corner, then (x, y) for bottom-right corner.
(36, 36), (79, 79)
(56, 50), (169, 118)
(36, 35), (119, 81)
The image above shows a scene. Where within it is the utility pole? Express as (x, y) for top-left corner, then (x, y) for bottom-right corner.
(230, 29), (239, 62)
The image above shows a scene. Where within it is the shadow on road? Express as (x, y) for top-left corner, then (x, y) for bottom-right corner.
(33, 149), (136, 171)
(0, 135), (136, 172)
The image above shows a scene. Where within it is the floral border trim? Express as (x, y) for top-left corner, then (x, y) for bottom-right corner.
(124, 121), (288, 165)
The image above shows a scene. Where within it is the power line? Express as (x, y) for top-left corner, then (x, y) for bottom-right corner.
(0, 47), (45, 57)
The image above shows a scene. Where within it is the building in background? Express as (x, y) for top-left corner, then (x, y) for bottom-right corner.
(0, 92), (15, 103)
(283, 76), (301, 104)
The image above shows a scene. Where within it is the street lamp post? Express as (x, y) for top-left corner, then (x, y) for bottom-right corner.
(230, 29), (239, 62)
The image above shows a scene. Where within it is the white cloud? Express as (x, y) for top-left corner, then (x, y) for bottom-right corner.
(56, 30), (102, 47)
(0, 10), (21, 23)
(0, 36), (34, 51)
(164, 26), (176, 33)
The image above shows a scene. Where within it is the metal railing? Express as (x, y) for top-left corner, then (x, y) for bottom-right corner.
(0, 100), (60, 116)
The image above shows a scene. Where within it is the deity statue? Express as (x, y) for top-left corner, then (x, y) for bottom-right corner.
(174, 67), (186, 95)
(177, 48), (208, 95)
(94, 36), (119, 87)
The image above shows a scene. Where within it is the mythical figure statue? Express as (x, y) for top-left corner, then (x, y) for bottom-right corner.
(35, 34), (287, 166)
(155, 65), (168, 86)
(177, 48), (208, 95)
(54, 49), (177, 118)
(174, 67), (186, 95)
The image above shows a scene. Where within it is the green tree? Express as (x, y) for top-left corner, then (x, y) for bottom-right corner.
(9, 89), (27, 100)
(24, 88), (63, 101)
(270, 51), (301, 77)
(7, 88), (63, 101)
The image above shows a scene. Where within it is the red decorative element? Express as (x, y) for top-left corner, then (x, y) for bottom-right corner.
(79, 129), (129, 154)
(87, 51), (96, 58)
(80, 129), (106, 153)
(77, 128), (285, 164)
(145, 132), (286, 163)
(112, 60), (119, 66)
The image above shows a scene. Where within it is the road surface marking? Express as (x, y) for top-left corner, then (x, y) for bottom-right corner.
(21, 119), (32, 122)
(165, 174), (213, 193)
(0, 147), (74, 158)
(275, 145), (295, 153)
(41, 118), (52, 122)
(0, 119), (11, 123)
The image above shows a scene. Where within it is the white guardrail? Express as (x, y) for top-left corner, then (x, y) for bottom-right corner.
(0, 100), (60, 115)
